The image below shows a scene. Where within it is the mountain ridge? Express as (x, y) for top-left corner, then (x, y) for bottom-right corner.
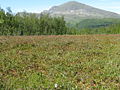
(43, 1), (120, 22)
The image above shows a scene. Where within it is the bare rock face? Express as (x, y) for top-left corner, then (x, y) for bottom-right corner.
(43, 1), (120, 22)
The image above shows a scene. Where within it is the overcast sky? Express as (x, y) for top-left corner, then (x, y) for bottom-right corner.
(0, 0), (120, 14)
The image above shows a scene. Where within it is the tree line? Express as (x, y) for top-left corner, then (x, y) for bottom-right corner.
(0, 7), (67, 35)
(1, 7), (120, 35)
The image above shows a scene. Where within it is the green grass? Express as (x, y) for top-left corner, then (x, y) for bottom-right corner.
(0, 35), (120, 89)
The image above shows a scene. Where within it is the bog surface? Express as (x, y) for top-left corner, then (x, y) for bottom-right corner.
(0, 35), (120, 89)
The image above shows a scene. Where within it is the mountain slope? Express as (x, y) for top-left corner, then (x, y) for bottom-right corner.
(44, 1), (120, 22)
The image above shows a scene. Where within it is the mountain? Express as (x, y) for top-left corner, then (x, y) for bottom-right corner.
(43, 1), (120, 22)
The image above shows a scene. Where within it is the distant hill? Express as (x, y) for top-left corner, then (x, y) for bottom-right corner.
(43, 1), (120, 22)
(75, 18), (120, 29)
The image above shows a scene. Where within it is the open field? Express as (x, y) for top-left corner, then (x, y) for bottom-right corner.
(0, 35), (120, 89)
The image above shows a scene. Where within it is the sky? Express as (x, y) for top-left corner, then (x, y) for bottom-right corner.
(0, 0), (120, 14)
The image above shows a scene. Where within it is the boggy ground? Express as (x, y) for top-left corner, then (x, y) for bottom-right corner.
(0, 35), (120, 89)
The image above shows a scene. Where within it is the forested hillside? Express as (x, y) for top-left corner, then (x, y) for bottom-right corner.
(79, 24), (120, 34)
(75, 18), (120, 29)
